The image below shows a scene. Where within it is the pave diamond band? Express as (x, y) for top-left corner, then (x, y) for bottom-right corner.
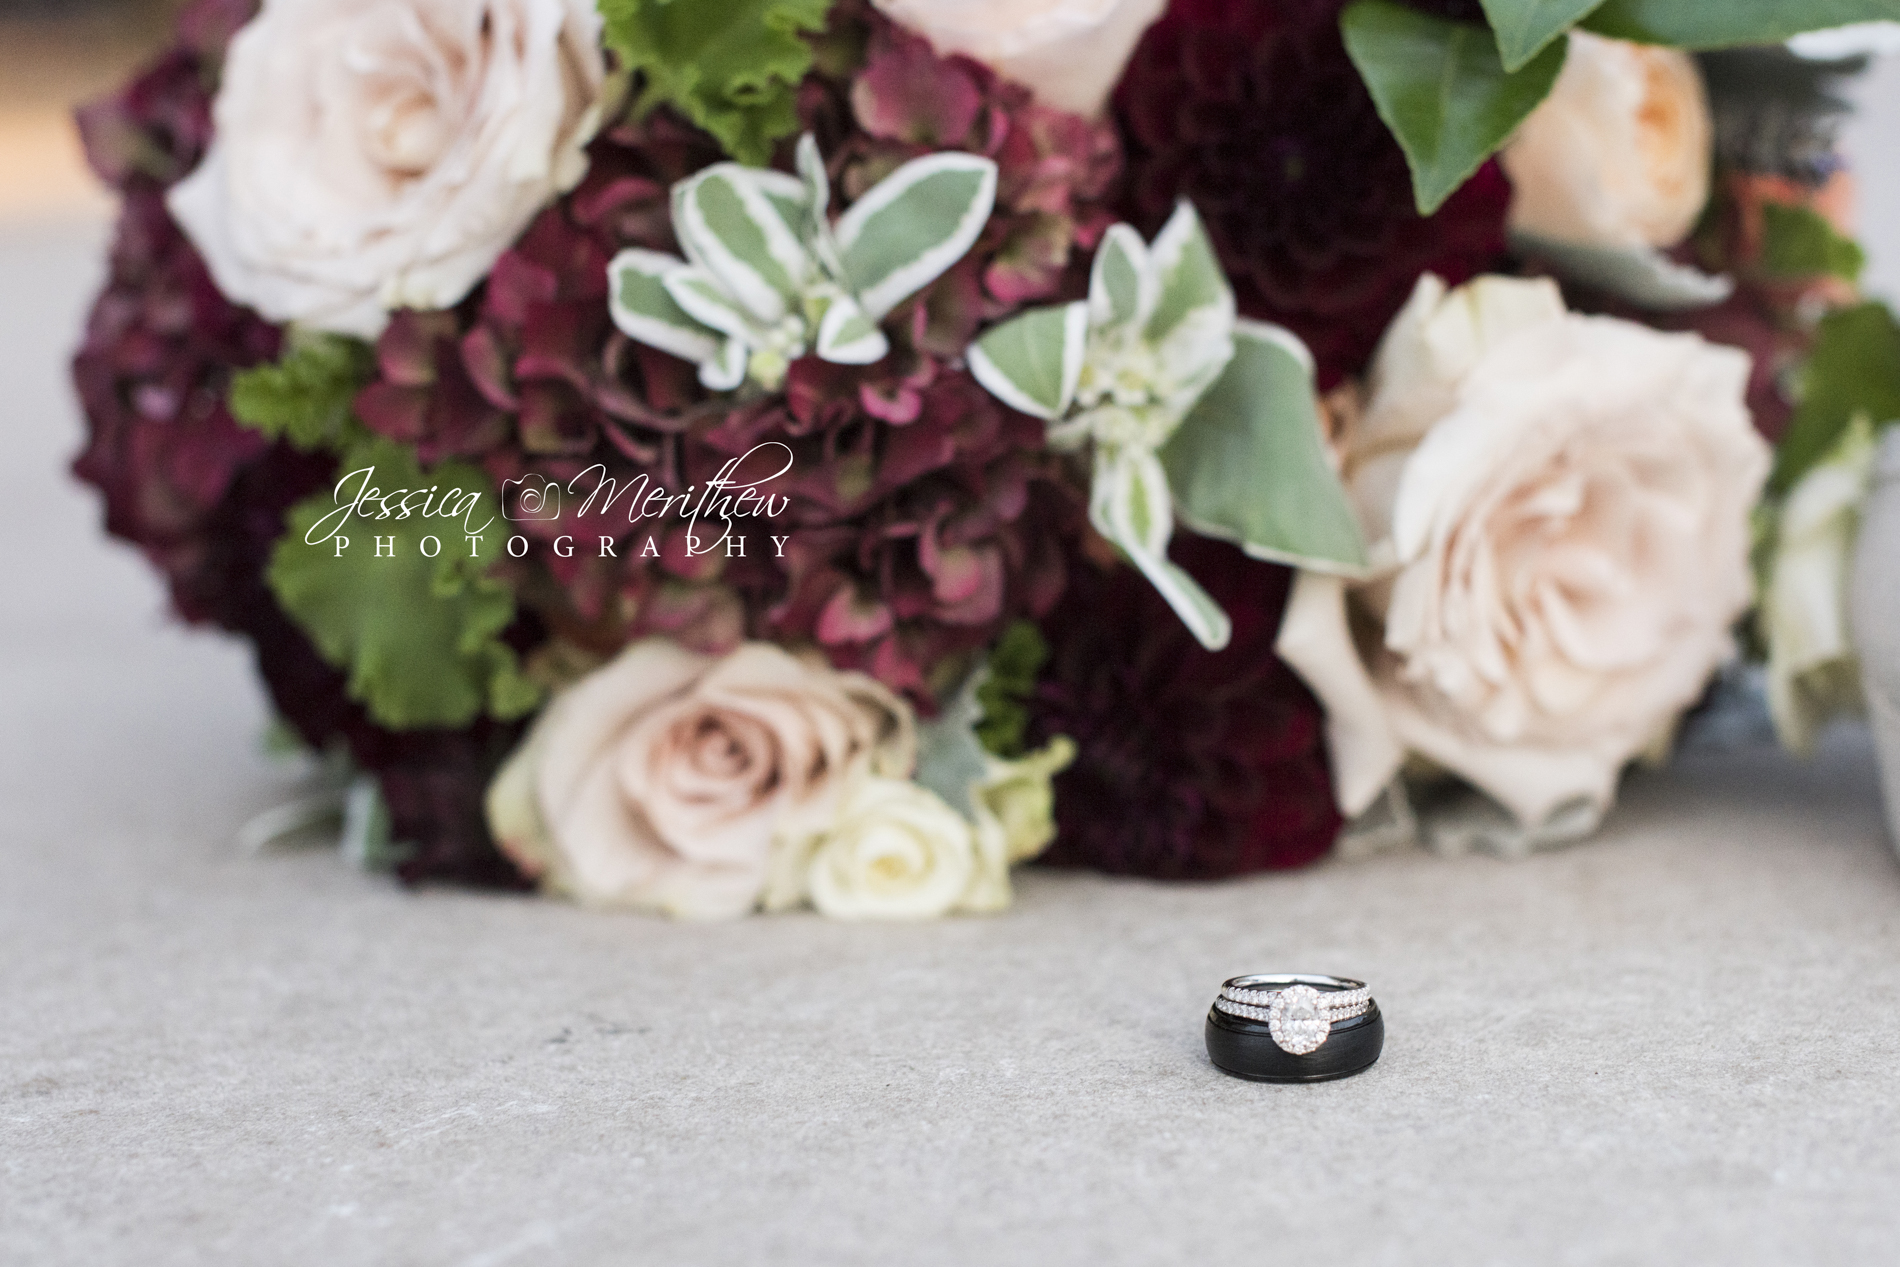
(1212, 975), (1376, 1056)
(1213, 995), (1370, 1025)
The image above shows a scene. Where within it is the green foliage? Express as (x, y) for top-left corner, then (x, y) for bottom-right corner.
(1341, 0), (1567, 215)
(1759, 203), (1866, 282)
(1581, 0), (1900, 49)
(1163, 324), (1370, 572)
(267, 437), (543, 731)
(229, 333), (375, 452)
(1771, 303), (1900, 496)
(974, 621), (1049, 759)
(1479, 0), (1605, 72)
(600, 0), (833, 165)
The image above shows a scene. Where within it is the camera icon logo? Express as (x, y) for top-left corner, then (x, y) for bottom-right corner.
(502, 475), (562, 522)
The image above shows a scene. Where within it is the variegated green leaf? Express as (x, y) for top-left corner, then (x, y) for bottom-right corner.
(702, 338), (749, 392)
(794, 133), (830, 227)
(1145, 202), (1233, 345)
(1152, 304), (1237, 423)
(836, 152), (999, 321)
(1092, 445), (1175, 561)
(793, 133), (849, 283)
(672, 165), (815, 323)
(1088, 223), (1154, 332)
(967, 302), (1088, 421)
(1133, 553), (1232, 651)
(1090, 447), (1232, 649)
(606, 249), (723, 365)
(815, 293), (889, 364)
(663, 267), (760, 343)
(1162, 321), (1370, 572)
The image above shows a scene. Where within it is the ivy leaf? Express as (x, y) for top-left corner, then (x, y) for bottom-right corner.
(1770, 303), (1900, 497)
(974, 621), (1049, 759)
(1342, 0), (1568, 215)
(600, 0), (833, 166)
(1582, 0), (1900, 49)
(268, 437), (543, 730)
(1480, 0), (1605, 72)
(229, 332), (375, 451)
(1759, 203), (1866, 282)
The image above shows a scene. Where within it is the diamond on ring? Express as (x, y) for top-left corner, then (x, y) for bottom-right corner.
(1267, 984), (1331, 1055)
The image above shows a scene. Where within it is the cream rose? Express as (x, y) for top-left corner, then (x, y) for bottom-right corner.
(1277, 275), (1769, 828)
(872, 0), (1166, 118)
(486, 640), (914, 920)
(764, 737), (1074, 919)
(1763, 418), (1876, 756)
(169, 0), (606, 338)
(1501, 31), (1712, 251)
(797, 777), (985, 920)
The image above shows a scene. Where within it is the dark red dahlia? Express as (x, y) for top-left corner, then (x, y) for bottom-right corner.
(1114, 0), (1512, 386)
(1026, 537), (1341, 879)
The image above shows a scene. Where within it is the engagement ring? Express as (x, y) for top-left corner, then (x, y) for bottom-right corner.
(1204, 973), (1384, 1083)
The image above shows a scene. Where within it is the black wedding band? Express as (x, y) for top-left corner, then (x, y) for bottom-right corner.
(1204, 973), (1384, 1083)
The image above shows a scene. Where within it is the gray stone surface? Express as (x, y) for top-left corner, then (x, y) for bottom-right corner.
(7, 64), (1900, 1262)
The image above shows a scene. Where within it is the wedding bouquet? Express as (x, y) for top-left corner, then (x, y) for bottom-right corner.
(72, 0), (1900, 918)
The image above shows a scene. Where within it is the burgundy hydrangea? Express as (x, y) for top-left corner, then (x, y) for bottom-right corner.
(70, 0), (279, 623)
(1026, 537), (1342, 879)
(1113, 0), (1512, 386)
(362, 4), (1114, 709)
(71, 0), (529, 887)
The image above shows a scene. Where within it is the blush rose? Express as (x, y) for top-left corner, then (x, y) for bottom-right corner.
(871, 0), (1166, 117)
(169, 0), (606, 338)
(486, 640), (915, 919)
(1277, 275), (1769, 828)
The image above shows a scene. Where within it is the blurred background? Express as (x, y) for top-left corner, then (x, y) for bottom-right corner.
(0, 0), (185, 223)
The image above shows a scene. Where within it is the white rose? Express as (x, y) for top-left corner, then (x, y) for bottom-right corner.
(790, 777), (986, 921)
(169, 0), (606, 338)
(1501, 31), (1712, 252)
(764, 733), (1074, 918)
(1277, 274), (1769, 828)
(1763, 417), (1876, 756)
(486, 640), (914, 920)
(872, 0), (1166, 118)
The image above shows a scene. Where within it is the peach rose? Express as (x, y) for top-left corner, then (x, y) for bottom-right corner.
(170, 0), (605, 338)
(486, 640), (914, 919)
(1277, 275), (1769, 828)
(872, 0), (1166, 117)
(1502, 31), (1711, 251)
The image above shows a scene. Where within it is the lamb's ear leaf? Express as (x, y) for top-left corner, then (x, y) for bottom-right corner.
(1145, 201), (1232, 344)
(1089, 223), (1154, 332)
(1162, 321), (1371, 573)
(814, 293), (890, 365)
(967, 302), (1088, 421)
(662, 267), (758, 343)
(1341, 0), (1566, 215)
(671, 164), (815, 323)
(1089, 446), (1233, 652)
(607, 249), (724, 365)
(700, 338), (750, 393)
(836, 152), (998, 320)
